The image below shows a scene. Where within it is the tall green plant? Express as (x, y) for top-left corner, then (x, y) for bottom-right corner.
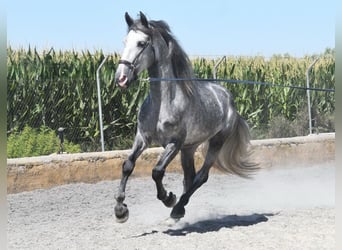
(7, 125), (81, 158)
(7, 47), (335, 151)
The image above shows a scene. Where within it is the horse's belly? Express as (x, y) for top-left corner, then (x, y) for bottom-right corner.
(184, 122), (222, 146)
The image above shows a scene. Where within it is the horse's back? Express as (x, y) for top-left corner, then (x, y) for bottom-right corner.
(193, 81), (235, 123)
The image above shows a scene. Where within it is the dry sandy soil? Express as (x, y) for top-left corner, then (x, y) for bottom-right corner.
(8, 163), (334, 250)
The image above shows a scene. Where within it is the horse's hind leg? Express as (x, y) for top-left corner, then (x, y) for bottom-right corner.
(181, 146), (196, 194)
(170, 135), (225, 219)
(115, 132), (147, 223)
(152, 141), (181, 208)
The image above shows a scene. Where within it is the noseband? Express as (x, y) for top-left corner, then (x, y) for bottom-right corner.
(118, 38), (155, 75)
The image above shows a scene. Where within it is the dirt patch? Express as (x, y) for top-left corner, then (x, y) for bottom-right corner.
(7, 163), (335, 249)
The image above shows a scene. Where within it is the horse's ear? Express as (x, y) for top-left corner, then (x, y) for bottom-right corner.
(139, 11), (149, 28)
(125, 12), (134, 27)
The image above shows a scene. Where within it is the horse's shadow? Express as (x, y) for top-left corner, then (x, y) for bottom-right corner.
(132, 213), (275, 237)
(163, 213), (274, 236)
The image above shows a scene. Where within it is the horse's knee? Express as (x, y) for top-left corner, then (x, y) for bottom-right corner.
(122, 160), (134, 176)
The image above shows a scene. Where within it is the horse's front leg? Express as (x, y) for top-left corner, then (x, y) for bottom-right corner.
(115, 132), (147, 223)
(152, 141), (181, 208)
(181, 146), (197, 194)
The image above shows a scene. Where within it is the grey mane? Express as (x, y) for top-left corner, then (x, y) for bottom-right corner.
(130, 18), (196, 96)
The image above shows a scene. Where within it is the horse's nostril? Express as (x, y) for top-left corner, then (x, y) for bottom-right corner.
(119, 75), (127, 82)
(118, 75), (128, 88)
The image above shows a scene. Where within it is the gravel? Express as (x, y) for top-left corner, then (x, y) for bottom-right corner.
(8, 163), (335, 250)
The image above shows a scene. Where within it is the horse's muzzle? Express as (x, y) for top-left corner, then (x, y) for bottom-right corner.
(115, 64), (138, 89)
(116, 75), (129, 89)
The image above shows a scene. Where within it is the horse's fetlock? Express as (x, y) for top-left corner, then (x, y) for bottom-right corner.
(115, 193), (125, 203)
(152, 168), (164, 181)
(157, 190), (167, 201)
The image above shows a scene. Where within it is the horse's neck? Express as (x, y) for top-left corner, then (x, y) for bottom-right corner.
(148, 63), (179, 102)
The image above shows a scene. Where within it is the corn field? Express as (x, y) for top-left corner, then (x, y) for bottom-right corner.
(7, 47), (335, 153)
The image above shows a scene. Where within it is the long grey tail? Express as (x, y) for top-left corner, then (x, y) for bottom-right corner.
(213, 115), (259, 178)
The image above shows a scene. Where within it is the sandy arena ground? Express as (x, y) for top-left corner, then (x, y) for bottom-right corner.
(8, 163), (334, 250)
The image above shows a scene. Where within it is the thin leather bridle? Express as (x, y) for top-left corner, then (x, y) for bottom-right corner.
(118, 37), (155, 78)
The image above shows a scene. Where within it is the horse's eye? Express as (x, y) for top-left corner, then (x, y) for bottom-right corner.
(137, 41), (147, 48)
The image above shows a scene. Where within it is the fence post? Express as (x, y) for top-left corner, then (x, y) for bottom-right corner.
(306, 57), (319, 135)
(213, 56), (226, 79)
(57, 127), (64, 154)
(96, 56), (108, 152)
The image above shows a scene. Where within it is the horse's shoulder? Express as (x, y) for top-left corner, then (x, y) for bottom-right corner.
(138, 95), (153, 119)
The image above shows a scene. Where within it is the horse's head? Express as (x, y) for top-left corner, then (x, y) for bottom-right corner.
(115, 12), (155, 89)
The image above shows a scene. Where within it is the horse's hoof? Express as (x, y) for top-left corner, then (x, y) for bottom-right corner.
(163, 217), (180, 227)
(170, 205), (185, 219)
(115, 203), (129, 223)
(163, 192), (177, 208)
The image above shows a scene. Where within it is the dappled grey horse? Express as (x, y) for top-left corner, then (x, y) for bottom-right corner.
(114, 12), (257, 223)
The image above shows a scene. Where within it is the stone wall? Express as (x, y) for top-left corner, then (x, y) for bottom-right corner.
(7, 133), (335, 193)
